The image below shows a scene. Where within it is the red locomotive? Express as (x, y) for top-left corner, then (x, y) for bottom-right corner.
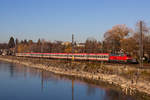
(109, 53), (137, 63)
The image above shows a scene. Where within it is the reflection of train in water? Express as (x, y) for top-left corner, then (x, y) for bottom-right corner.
(16, 53), (138, 63)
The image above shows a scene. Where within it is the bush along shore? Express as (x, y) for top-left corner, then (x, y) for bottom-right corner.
(0, 56), (150, 99)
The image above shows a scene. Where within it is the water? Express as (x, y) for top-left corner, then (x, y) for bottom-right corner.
(0, 61), (136, 100)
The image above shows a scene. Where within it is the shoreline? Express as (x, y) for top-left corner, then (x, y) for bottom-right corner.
(0, 56), (150, 99)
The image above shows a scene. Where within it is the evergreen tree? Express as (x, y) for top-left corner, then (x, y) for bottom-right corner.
(8, 37), (15, 48)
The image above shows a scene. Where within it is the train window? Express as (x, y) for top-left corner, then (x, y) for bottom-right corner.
(93, 55), (96, 58)
(76, 55), (79, 57)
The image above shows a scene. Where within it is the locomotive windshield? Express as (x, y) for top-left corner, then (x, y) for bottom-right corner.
(110, 53), (125, 56)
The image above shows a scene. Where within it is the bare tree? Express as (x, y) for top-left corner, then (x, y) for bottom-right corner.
(85, 37), (101, 53)
(104, 24), (130, 53)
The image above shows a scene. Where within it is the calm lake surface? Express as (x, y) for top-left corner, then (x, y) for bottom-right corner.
(0, 61), (136, 100)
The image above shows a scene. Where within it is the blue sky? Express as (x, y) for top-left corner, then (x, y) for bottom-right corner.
(0, 0), (150, 43)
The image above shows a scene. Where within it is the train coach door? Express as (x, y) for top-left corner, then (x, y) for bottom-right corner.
(72, 55), (74, 61)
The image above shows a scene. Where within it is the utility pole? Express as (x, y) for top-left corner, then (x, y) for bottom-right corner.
(72, 34), (74, 61)
(101, 40), (104, 66)
(72, 34), (74, 53)
(112, 38), (115, 54)
(41, 41), (44, 53)
(139, 21), (143, 67)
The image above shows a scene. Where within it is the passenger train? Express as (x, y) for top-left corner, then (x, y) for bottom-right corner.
(16, 53), (137, 63)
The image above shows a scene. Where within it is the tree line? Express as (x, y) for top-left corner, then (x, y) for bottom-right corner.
(0, 21), (150, 59)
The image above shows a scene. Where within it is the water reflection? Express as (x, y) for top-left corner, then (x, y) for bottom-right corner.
(72, 80), (74, 100)
(0, 61), (136, 100)
(9, 64), (14, 77)
(86, 84), (96, 96)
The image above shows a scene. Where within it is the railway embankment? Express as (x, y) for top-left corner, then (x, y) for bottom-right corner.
(0, 56), (150, 99)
